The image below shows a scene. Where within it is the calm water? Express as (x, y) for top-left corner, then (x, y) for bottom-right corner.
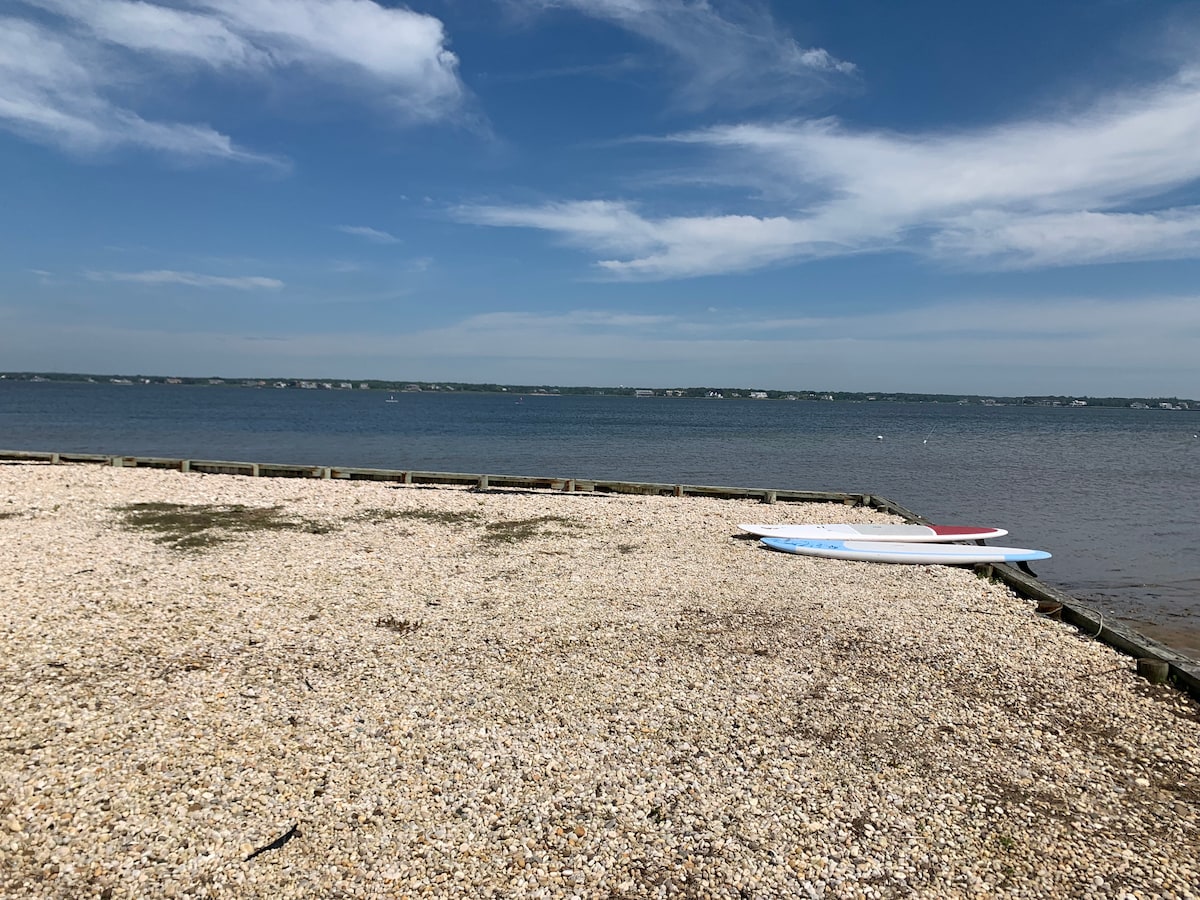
(3, 382), (1198, 647)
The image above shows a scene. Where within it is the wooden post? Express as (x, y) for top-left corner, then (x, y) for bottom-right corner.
(1136, 658), (1170, 685)
(762, 490), (777, 505)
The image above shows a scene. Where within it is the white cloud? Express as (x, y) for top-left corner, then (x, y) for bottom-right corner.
(89, 269), (285, 289)
(931, 208), (1200, 269)
(594, 213), (813, 278)
(1, 0), (464, 161)
(459, 199), (836, 278)
(337, 225), (402, 244)
(460, 200), (664, 255)
(0, 15), (277, 163)
(28, 0), (265, 68)
(523, 0), (855, 109)
(191, 0), (463, 118)
(459, 67), (1200, 277)
(689, 69), (1200, 222)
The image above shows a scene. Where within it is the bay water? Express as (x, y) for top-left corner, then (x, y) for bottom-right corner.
(3, 381), (1197, 655)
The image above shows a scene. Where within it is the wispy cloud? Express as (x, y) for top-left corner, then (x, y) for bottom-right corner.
(89, 269), (284, 289)
(519, 0), (855, 109)
(460, 200), (663, 255)
(1, 0), (464, 162)
(0, 16), (280, 165)
(929, 208), (1200, 269)
(459, 66), (1200, 277)
(459, 199), (810, 278)
(337, 225), (402, 244)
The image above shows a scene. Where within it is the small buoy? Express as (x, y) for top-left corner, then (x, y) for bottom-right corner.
(876, 435), (883, 441)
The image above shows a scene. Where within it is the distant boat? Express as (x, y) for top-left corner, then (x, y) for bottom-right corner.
(385, 394), (398, 403)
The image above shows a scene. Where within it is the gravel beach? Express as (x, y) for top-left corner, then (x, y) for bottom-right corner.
(2, 462), (1197, 899)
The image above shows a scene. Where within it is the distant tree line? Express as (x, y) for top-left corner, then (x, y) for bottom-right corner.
(1, 371), (1194, 409)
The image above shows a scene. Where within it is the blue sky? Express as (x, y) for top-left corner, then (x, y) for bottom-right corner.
(2, 0), (1199, 395)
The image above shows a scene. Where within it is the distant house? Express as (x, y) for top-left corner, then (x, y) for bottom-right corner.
(634, 389), (654, 397)
(749, 391), (768, 399)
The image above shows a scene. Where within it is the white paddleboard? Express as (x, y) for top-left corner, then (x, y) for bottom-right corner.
(739, 523), (1008, 542)
(760, 537), (1050, 565)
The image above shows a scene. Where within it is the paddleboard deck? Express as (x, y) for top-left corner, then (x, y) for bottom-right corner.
(760, 537), (1050, 565)
(739, 523), (1008, 542)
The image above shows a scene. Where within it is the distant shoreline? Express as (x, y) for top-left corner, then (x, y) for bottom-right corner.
(3, 371), (1196, 409)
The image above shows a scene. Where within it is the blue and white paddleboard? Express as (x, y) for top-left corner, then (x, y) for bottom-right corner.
(739, 523), (1007, 542)
(760, 537), (1050, 565)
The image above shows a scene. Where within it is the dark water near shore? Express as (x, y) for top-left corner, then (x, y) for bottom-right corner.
(3, 382), (1198, 654)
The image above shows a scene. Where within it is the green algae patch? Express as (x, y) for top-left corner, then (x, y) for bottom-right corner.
(114, 502), (337, 550)
(481, 515), (584, 546)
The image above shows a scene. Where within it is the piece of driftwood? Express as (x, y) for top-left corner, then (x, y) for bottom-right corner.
(245, 823), (300, 862)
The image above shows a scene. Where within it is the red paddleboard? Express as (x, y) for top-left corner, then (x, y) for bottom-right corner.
(738, 523), (1007, 542)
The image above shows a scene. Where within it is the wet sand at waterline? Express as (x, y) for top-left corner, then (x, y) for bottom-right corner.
(2, 462), (1197, 898)
(1122, 620), (1200, 662)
